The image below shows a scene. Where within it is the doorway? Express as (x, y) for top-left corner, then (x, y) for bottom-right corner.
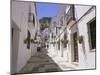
(72, 32), (78, 62)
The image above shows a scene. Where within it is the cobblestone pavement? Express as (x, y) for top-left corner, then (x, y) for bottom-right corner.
(19, 53), (62, 73)
(19, 49), (75, 74)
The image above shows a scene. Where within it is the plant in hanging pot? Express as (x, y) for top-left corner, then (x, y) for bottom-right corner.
(64, 39), (69, 48)
(65, 39), (69, 44)
(30, 39), (35, 43)
(57, 39), (60, 44)
(24, 38), (27, 44)
(78, 35), (84, 44)
(61, 39), (64, 43)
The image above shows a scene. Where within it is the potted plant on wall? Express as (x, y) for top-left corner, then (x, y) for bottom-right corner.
(78, 35), (84, 44)
(30, 39), (35, 43)
(24, 38), (27, 44)
(61, 39), (68, 48)
(61, 39), (64, 43)
(64, 39), (68, 48)
(24, 38), (36, 44)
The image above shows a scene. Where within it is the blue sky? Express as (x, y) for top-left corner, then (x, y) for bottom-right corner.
(36, 2), (60, 19)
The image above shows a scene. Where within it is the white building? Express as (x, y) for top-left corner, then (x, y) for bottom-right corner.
(49, 5), (67, 56)
(74, 5), (96, 69)
(49, 4), (96, 69)
(11, 1), (39, 74)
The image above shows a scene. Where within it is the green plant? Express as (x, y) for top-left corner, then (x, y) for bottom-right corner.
(61, 39), (68, 48)
(24, 38), (27, 44)
(64, 39), (68, 48)
(30, 39), (34, 43)
(61, 39), (64, 43)
(78, 35), (83, 44)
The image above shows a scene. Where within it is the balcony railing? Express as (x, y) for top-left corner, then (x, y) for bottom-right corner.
(65, 5), (75, 25)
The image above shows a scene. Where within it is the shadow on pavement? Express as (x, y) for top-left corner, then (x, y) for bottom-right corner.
(17, 47), (63, 74)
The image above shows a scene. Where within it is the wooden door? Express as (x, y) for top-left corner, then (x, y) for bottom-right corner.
(73, 32), (78, 62)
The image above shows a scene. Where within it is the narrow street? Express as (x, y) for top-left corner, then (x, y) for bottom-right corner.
(19, 48), (76, 74)
(11, 1), (96, 74)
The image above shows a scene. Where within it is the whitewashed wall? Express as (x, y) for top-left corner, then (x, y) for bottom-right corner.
(11, 20), (20, 74)
(12, 1), (38, 73)
(75, 5), (96, 69)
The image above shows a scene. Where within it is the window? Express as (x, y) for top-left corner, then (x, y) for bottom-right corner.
(56, 27), (60, 35)
(58, 39), (60, 50)
(56, 27), (57, 35)
(28, 5), (35, 25)
(28, 13), (31, 22)
(53, 21), (56, 27)
(12, 28), (14, 40)
(65, 5), (75, 25)
(27, 31), (31, 49)
(60, 17), (63, 26)
(71, 5), (75, 20)
(87, 17), (96, 50)
(28, 12), (35, 25)
(64, 33), (67, 48)
(33, 14), (35, 25)
(52, 33), (53, 38)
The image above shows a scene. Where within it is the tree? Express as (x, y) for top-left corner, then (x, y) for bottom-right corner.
(39, 17), (51, 31)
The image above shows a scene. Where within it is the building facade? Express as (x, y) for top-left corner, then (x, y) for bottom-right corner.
(11, 1), (39, 74)
(49, 4), (96, 69)
(74, 5), (96, 69)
